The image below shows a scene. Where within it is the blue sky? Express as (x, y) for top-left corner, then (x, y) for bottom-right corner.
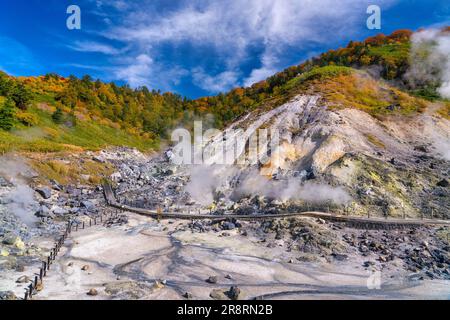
(0, 0), (448, 98)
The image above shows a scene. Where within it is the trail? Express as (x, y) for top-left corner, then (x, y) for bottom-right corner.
(103, 183), (450, 229)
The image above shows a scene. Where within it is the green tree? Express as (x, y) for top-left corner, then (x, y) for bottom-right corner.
(11, 82), (31, 110)
(0, 98), (16, 131)
(52, 108), (64, 124)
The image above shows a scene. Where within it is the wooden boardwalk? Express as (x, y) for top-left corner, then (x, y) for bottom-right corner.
(103, 183), (450, 229)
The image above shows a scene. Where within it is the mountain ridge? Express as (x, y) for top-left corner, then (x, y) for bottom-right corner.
(0, 27), (448, 156)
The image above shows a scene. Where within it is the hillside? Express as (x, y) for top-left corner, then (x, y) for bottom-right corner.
(0, 28), (448, 157)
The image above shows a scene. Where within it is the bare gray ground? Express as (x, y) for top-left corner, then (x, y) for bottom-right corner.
(2, 213), (449, 300)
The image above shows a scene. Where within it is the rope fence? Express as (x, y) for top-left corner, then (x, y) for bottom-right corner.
(22, 208), (124, 300)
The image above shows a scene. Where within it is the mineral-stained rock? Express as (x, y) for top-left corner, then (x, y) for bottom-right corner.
(153, 281), (165, 289)
(0, 248), (9, 256)
(3, 233), (19, 245)
(104, 281), (149, 299)
(87, 288), (98, 296)
(210, 289), (228, 300)
(36, 282), (44, 291)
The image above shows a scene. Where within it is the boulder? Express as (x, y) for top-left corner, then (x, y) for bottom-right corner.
(93, 156), (106, 163)
(3, 233), (20, 245)
(110, 172), (122, 182)
(210, 289), (228, 300)
(16, 275), (30, 283)
(206, 275), (218, 284)
(332, 253), (348, 261)
(235, 205), (254, 215)
(35, 187), (52, 199)
(81, 201), (95, 211)
(50, 180), (63, 191)
(52, 207), (69, 216)
(437, 179), (449, 188)
(221, 222), (236, 230)
(226, 286), (241, 300)
(87, 288), (98, 296)
(0, 291), (17, 300)
(183, 292), (193, 299)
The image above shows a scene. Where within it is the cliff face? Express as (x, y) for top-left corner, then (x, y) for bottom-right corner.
(184, 83), (449, 218)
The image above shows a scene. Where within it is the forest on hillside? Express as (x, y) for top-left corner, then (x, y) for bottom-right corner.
(0, 28), (448, 152)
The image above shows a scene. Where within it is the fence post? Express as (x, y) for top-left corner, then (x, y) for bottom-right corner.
(28, 284), (33, 298)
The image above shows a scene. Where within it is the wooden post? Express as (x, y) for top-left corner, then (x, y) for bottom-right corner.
(28, 284), (33, 298)
(24, 291), (28, 300)
(39, 268), (43, 280)
(47, 256), (51, 268)
(34, 276), (38, 289)
(43, 262), (47, 276)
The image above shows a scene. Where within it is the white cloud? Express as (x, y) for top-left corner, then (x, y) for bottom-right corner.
(113, 54), (188, 89)
(68, 41), (122, 55)
(192, 68), (240, 93)
(93, 0), (397, 91)
(114, 54), (154, 87)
